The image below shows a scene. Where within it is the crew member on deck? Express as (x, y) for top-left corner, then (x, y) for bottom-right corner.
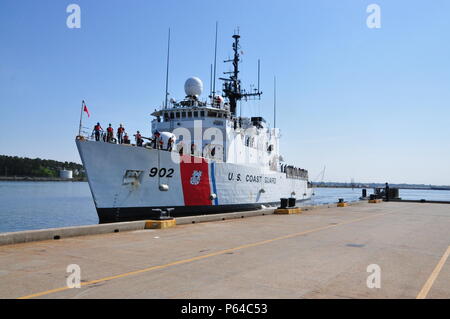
(117, 124), (125, 144)
(123, 133), (130, 144)
(93, 122), (103, 141)
(134, 131), (143, 147)
(153, 131), (161, 149)
(167, 137), (174, 152)
(106, 124), (114, 143)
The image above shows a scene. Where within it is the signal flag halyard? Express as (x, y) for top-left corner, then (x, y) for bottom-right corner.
(83, 101), (90, 117)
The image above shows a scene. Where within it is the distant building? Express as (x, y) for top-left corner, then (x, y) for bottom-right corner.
(59, 169), (73, 179)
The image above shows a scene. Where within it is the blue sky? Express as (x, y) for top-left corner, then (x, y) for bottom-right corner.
(1, 0), (449, 184)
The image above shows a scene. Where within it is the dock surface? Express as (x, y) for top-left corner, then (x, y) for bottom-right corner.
(1, 202), (449, 299)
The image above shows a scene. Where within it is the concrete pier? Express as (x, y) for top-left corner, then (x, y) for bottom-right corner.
(0, 202), (449, 299)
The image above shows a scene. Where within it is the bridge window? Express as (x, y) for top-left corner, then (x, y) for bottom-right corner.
(188, 111), (192, 117)
(176, 112), (180, 118)
(200, 111), (205, 117)
(194, 111), (199, 117)
(163, 112), (169, 121)
(182, 112), (186, 118)
(170, 112), (174, 119)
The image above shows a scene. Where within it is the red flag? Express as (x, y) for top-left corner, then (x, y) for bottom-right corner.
(83, 102), (90, 117)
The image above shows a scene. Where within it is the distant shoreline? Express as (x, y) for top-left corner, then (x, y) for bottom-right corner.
(1, 178), (448, 190)
(312, 184), (450, 191)
(0, 176), (86, 182)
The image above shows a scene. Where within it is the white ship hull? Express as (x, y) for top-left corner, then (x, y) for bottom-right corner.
(77, 139), (312, 222)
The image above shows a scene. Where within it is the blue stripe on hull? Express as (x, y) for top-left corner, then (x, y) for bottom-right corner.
(210, 162), (219, 206)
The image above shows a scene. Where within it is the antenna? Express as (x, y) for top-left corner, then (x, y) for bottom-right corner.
(212, 21), (218, 102)
(210, 64), (213, 97)
(273, 76), (277, 128)
(164, 28), (171, 109)
(257, 59), (260, 93)
(240, 100), (242, 118)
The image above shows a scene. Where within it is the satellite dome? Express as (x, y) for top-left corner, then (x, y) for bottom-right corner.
(184, 77), (203, 97)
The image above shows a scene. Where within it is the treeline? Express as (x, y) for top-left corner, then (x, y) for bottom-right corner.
(0, 155), (83, 178)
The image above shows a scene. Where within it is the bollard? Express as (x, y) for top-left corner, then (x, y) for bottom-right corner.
(337, 198), (348, 207)
(280, 198), (288, 209)
(146, 208), (176, 229)
(288, 198), (296, 208)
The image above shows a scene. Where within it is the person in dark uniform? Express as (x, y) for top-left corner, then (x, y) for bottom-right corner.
(93, 122), (103, 141)
(134, 131), (143, 147)
(167, 137), (174, 152)
(153, 131), (161, 149)
(385, 182), (390, 201)
(117, 124), (125, 144)
(123, 133), (130, 144)
(106, 124), (114, 143)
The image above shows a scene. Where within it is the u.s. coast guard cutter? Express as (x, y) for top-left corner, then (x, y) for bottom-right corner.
(76, 33), (312, 222)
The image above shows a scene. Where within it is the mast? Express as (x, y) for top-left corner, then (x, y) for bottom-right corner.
(210, 64), (213, 97)
(220, 32), (262, 116)
(273, 76), (277, 128)
(78, 100), (84, 136)
(212, 22), (218, 102)
(164, 28), (171, 109)
(258, 59), (261, 93)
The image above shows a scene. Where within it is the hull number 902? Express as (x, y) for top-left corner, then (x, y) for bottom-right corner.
(149, 167), (174, 178)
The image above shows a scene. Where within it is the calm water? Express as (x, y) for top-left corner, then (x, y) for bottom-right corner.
(0, 182), (449, 233)
(0, 181), (98, 233)
(303, 187), (450, 205)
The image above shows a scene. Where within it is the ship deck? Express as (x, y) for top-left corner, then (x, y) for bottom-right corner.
(0, 201), (449, 299)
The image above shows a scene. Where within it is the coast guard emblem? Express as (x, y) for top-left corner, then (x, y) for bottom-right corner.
(190, 170), (202, 185)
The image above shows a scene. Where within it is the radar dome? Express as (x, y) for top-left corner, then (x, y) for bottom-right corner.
(184, 77), (203, 97)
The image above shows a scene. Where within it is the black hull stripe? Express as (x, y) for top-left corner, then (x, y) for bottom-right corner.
(97, 200), (308, 223)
